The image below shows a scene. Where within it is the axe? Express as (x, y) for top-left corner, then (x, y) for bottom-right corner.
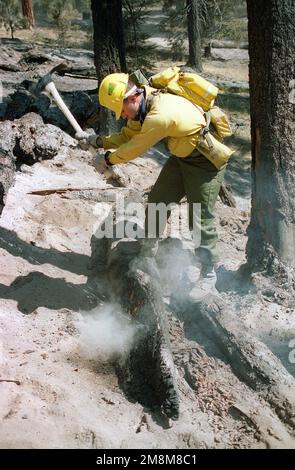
(31, 63), (85, 136)
(31, 64), (112, 178)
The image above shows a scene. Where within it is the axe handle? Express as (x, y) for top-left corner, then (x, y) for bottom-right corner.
(45, 81), (113, 180)
(45, 81), (84, 134)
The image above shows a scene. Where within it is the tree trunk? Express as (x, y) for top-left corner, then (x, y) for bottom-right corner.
(91, 0), (126, 134)
(246, 0), (295, 273)
(21, 0), (35, 28)
(91, 0), (126, 84)
(186, 0), (202, 71)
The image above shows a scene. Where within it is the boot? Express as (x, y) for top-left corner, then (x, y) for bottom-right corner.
(189, 264), (217, 302)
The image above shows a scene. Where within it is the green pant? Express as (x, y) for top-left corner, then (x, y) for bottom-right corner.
(146, 153), (226, 266)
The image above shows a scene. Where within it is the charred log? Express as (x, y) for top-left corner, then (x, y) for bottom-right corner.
(107, 240), (180, 420)
(219, 183), (236, 208)
(186, 296), (295, 428)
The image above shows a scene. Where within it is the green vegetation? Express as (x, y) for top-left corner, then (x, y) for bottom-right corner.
(123, 0), (158, 71)
(0, 0), (24, 39)
(161, 0), (247, 60)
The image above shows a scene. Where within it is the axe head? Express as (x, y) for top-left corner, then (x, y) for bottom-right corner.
(31, 72), (53, 97)
(29, 62), (67, 98)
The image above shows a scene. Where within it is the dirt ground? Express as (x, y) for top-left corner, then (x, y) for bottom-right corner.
(0, 127), (293, 448)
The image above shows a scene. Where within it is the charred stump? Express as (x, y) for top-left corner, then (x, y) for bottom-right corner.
(107, 240), (180, 420)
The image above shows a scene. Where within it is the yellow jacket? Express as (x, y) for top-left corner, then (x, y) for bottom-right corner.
(102, 86), (206, 165)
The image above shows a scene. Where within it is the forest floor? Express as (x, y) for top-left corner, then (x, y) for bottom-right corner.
(0, 19), (294, 449)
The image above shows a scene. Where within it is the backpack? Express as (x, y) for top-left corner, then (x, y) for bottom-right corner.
(130, 67), (232, 141)
(150, 66), (217, 112)
(150, 66), (232, 140)
(129, 67), (234, 169)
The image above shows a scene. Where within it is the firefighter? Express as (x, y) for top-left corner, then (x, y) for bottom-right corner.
(76, 73), (230, 301)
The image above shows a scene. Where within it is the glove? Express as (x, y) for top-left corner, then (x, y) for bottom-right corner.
(104, 151), (113, 167)
(75, 132), (103, 151)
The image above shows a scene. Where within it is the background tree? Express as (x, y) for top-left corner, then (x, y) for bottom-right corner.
(246, 0), (295, 278)
(91, 0), (126, 84)
(46, 0), (80, 47)
(91, 0), (126, 133)
(201, 0), (247, 46)
(161, 0), (187, 61)
(123, 0), (157, 71)
(186, 0), (202, 71)
(162, 0), (247, 61)
(72, 0), (90, 17)
(21, 0), (35, 28)
(0, 0), (22, 38)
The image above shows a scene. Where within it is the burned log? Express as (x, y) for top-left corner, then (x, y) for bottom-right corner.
(5, 84), (98, 135)
(107, 239), (180, 420)
(219, 183), (236, 208)
(188, 296), (295, 428)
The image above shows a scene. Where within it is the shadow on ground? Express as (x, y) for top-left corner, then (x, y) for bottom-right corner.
(0, 226), (108, 314)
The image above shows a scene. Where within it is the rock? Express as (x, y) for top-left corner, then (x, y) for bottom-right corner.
(5, 90), (34, 120)
(0, 121), (19, 214)
(43, 107), (70, 134)
(0, 121), (20, 153)
(67, 91), (97, 123)
(0, 38), (33, 53)
(0, 45), (22, 71)
(18, 50), (52, 69)
(4, 85), (98, 135)
(211, 48), (249, 62)
(211, 40), (249, 50)
(214, 79), (249, 93)
(43, 91), (98, 135)
(0, 150), (15, 215)
(0, 111), (72, 213)
(31, 93), (51, 117)
(13, 113), (66, 162)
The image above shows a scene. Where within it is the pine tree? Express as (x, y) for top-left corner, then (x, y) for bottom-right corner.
(91, 0), (126, 133)
(21, 0), (35, 28)
(186, 0), (202, 71)
(246, 0), (295, 278)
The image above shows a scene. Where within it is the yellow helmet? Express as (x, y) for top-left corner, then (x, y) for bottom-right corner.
(98, 73), (129, 120)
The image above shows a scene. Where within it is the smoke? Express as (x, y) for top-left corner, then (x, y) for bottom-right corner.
(76, 303), (136, 362)
(156, 237), (200, 300)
